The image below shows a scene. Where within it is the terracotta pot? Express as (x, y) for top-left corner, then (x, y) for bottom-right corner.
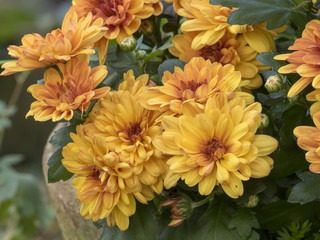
(42, 124), (102, 240)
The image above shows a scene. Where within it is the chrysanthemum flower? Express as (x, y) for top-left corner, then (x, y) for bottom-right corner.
(139, 57), (250, 114)
(153, 93), (278, 198)
(163, 0), (208, 18)
(70, 0), (162, 43)
(275, 20), (320, 97)
(170, 32), (268, 89)
(1, 12), (106, 76)
(26, 57), (109, 122)
(180, 1), (283, 52)
(294, 112), (320, 173)
(62, 71), (165, 230)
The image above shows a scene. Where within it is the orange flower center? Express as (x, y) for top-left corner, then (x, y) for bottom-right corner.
(56, 79), (78, 103)
(91, 0), (134, 27)
(200, 137), (226, 162)
(199, 45), (223, 63)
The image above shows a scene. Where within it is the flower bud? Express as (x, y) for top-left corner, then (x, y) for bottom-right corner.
(288, 94), (299, 104)
(259, 113), (270, 129)
(244, 195), (259, 208)
(264, 75), (283, 93)
(161, 197), (193, 227)
(136, 50), (147, 60)
(120, 37), (137, 52)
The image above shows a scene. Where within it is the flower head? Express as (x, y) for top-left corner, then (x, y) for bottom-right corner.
(70, 0), (162, 43)
(139, 57), (243, 114)
(62, 71), (166, 230)
(170, 32), (267, 89)
(26, 57), (109, 122)
(294, 112), (320, 173)
(179, 1), (283, 52)
(275, 20), (320, 97)
(1, 12), (106, 76)
(154, 93), (278, 198)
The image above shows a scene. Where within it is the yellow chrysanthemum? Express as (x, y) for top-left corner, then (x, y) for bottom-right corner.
(62, 71), (166, 230)
(170, 32), (269, 89)
(153, 93), (278, 198)
(180, 1), (284, 52)
(26, 57), (109, 122)
(275, 20), (320, 97)
(139, 57), (254, 114)
(163, 0), (208, 18)
(1, 12), (106, 76)
(70, 0), (162, 43)
(294, 112), (320, 173)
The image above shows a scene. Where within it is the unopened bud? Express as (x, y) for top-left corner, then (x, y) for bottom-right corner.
(161, 197), (193, 227)
(120, 37), (137, 52)
(136, 50), (147, 60)
(288, 94), (299, 104)
(244, 195), (259, 208)
(259, 113), (269, 129)
(264, 75), (283, 93)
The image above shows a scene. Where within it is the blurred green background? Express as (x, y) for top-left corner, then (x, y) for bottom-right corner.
(0, 0), (73, 239)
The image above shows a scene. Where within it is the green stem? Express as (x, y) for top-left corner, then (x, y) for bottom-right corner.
(292, 0), (311, 10)
(191, 194), (213, 208)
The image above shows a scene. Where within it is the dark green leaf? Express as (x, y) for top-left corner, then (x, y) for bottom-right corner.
(100, 203), (159, 240)
(158, 59), (186, 80)
(269, 148), (308, 179)
(47, 148), (73, 183)
(188, 202), (240, 240)
(229, 209), (259, 240)
(211, 0), (297, 29)
(49, 123), (76, 147)
(256, 201), (319, 232)
(256, 52), (286, 72)
(288, 171), (320, 204)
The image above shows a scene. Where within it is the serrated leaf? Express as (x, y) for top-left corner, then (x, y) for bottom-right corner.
(100, 203), (159, 240)
(229, 209), (259, 240)
(158, 59), (186, 80)
(47, 148), (73, 183)
(211, 0), (297, 29)
(0, 169), (19, 203)
(49, 123), (76, 147)
(256, 52), (286, 72)
(288, 172), (320, 204)
(188, 202), (241, 240)
(256, 201), (319, 232)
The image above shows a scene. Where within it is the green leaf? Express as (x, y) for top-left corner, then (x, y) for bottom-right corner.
(49, 123), (76, 147)
(100, 203), (159, 240)
(211, 0), (298, 29)
(229, 209), (260, 240)
(188, 202), (241, 240)
(269, 148), (308, 179)
(158, 59), (186, 80)
(256, 52), (286, 72)
(288, 172), (320, 204)
(0, 169), (19, 203)
(47, 148), (73, 183)
(256, 201), (319, 232)
(145, 43), (174, 62)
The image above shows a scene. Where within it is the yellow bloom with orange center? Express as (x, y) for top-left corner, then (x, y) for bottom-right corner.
(1, 12), (107, 76)
(275, 20), (320, 97)
(153, 93), (278, 198)
(139, 57), (252, 115)
(170, 32), (269, 89)
(26, 57), (109, 122)
(70, 0), (162, 43)
(62, 71), (165, 230)
(180, 1), (284, 52)
(294, 112), (320, 173)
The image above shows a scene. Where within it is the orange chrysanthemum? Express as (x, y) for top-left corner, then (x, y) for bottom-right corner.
(139, 57), (254, 114)
(179, 1), (284, 52)
(62, 71), (165, 230)
(26, 57), (109, 122)
(153, 93), (278, 198)
(170, 32), (269, 89)
(70, 0), (162, 43)
(1, 12), (106, 76)
(275, 20), (320, 97)
(294, 112), (320, 173)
